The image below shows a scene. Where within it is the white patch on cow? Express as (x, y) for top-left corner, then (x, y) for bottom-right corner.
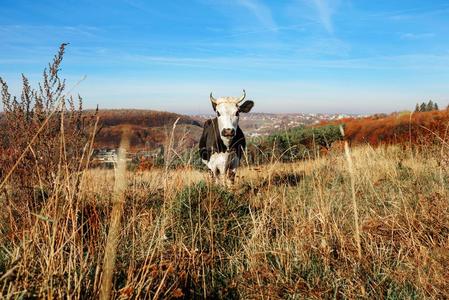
(204, 152), (239, 177)
(220, 136), (232, 147)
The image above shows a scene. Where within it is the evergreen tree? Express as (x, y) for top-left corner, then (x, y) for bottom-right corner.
(427, 100), (434, 112)
(415, 103), (420, 112)
(420, 102), (427, 112)
(434, 102), (439, 110)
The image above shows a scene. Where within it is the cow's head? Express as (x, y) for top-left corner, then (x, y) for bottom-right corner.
(210, 89), (254, 146)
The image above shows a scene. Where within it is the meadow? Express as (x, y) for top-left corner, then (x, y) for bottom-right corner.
(1, 142), (449, 298)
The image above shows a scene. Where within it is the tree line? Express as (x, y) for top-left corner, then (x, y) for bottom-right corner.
(414, 100), (439, 112)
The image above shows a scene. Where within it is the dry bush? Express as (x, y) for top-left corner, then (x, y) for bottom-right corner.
(0, 43), (98, 249)
(0, 44), (95, 232)
(0, 44), (94, 187)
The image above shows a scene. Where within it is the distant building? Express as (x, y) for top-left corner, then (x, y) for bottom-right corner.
(92, 149), (117, 161)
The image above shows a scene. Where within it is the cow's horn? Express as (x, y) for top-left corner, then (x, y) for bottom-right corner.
(210, 92), (217, 104)
(237, 89), (246, 103)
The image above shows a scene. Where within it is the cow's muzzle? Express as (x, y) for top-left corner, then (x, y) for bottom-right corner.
(221, 128), (235, 138)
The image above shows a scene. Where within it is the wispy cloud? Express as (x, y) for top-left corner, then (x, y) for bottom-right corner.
(389, 7), (449, 21)
(0, 24), (100, 38)
(234, 0), (277, 30)
(400, 32), (435, 40)
(305, 0), (341, 33)
(123, 53), (449, 71)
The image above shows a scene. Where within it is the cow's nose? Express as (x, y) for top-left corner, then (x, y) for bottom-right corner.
(221, 128), (235, 137)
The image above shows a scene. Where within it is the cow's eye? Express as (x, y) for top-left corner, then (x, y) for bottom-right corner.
(235, 111), (240, 117)
(217, 111), (221, 117)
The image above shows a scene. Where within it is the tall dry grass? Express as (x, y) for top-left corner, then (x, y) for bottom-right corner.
(1, 139), (449, 298)
(100, 133), (130, 300)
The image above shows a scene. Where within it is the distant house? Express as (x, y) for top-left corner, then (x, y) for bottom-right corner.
(136, 148), (162, 160)
(92, 149), (118, 165)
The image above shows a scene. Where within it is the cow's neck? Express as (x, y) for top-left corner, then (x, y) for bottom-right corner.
(221, 136), (232, 148)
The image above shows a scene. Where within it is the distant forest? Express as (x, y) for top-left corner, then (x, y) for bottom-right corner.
(414, 100), (439, 112)
(92, 109), (201, 127)
(92, 109), (202, 151)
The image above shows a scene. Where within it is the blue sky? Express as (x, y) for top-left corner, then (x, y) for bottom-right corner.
(1, 0), (449, 114)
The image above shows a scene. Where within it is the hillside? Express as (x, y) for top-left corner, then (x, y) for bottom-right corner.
(92, 109), (202, 151)
(241, 109), (449, 166)
(325, 110), (449, 146)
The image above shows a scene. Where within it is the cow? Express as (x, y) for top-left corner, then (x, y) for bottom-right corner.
(199, 90), (254, 185)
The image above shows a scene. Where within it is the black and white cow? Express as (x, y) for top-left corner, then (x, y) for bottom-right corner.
(199, 90), (254, 184)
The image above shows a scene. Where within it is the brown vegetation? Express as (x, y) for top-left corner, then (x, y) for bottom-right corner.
(0, 44), (98, 230)
(92, 110), (202, 151)
(323, 110), (449, 147)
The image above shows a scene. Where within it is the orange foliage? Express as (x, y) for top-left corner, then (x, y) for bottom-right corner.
(325, 110), (449, 146)
(136, 158), (154, 171)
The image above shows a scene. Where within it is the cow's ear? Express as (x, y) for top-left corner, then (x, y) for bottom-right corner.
(239, 100), (254, 113)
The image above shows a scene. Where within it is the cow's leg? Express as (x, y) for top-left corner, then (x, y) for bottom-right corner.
(226, 169), (236, 185)
(207, 153), (233, 186)
(215, 156), (227, 186)
(225, 156), (240, 186)
(205, 156), (221, 184)
(213, 169), (222, 185)
(203, 159), (214, 183)
(206, 164), (219, 184)
(218, 168), (227, 186)
(205, 168), (215, 184)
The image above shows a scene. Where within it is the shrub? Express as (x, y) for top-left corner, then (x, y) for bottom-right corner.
(0, 44), (97, 229)
(247, 124), (343, 163)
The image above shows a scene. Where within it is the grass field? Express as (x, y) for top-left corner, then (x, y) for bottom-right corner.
(1, 143), (449, 299)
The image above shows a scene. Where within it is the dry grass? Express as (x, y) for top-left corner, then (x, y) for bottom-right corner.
(100, 134), (130, 300)
(1, 142), (449, 299)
